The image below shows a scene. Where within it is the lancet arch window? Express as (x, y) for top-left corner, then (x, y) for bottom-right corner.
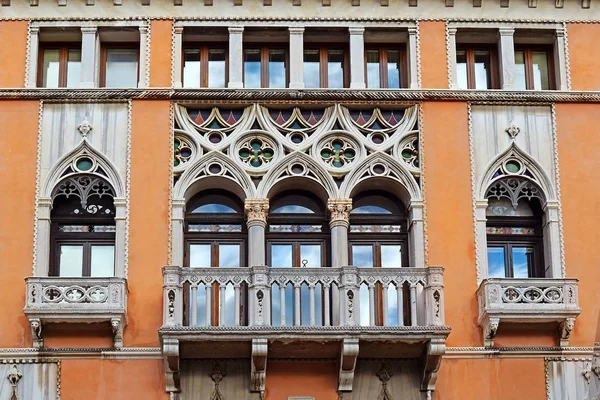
(50, 175), (116, 277)
(485, 178), (545, 278)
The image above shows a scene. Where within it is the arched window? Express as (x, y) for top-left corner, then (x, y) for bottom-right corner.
(50, 175), (116, 277)
(267, 190), (329, 268)
(485, 178), (545, 278)
(349, 191), (408, 268)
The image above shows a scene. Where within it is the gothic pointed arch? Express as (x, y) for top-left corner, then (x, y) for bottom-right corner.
(256, 151), (338, 201)
(41, 139), (125, 199)
(477, 142), (555, 203)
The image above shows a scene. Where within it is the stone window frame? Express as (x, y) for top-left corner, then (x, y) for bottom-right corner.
(447, 22), (568, 91)
(26, 20), (150, 89)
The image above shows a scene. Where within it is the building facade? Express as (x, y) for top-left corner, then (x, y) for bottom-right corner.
(0, 0), (599, 399)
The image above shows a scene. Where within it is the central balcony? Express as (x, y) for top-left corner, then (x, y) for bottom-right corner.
(160, 265), (449, 397)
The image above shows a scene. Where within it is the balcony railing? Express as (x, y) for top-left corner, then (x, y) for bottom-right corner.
(477, 277), (581, 346)
(24, 276), (128, 348)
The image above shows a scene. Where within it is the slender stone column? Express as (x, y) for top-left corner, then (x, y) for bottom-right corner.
(328, 199), (352, 268)
(407, 26), (419, 89)
(498, 27), (516, 89)
(348, 27), (365, 89)
(80, 26), (98, 88)
(288, 27), (305, 89)
(34, 198), (53, 276)
(245, 198), (269, 267)
(173, 25), (184, 88)
(447, 27), (458, 89)
(554, 28), (568, 91)
(138, 25), (150, 87)
(228, 27), (244, 89)
(113, 197), (127, 277)
(26, 27), (40, 88)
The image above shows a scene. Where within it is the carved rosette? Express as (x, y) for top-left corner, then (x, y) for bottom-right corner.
(327, 199), (353, 228)
(245, 198), (270, 227)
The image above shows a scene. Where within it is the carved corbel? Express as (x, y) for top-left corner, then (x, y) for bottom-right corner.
(245, 198), (269, 228)
(111, 318), (124, 349)
(338, 338), (359, 392)
(421, 338), (446, 392)
(559, 317), (575, 347)
(163, 338), (181, 397)
(251, 338), (268, 394)
(483, 317), (499, 347)
(30, 318), (43, 349)
(327, 199), (352, 228)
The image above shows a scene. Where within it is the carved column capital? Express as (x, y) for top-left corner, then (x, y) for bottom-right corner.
(245, 198), (270, 227)
(327, 198), (353, 227)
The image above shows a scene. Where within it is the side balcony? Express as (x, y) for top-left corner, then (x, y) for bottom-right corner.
(160, 265), (449, 398)
(477, 278), (581, 346)
(24, 277), (128, 348)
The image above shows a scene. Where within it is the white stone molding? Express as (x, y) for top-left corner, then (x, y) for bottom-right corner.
(550, 104), (566, 279)
(554, 27), (569, 92)
(173, 25), (184, 88)
(422, 338), (445, 392)
(25, 26), (39, 88)
(138, 25), (150, 88)
(338, 338), (359, 391)
(407, 26), (419, 89)
(245, 198), (269, 267)
(288, 27), (305, 89)
(446, 27), (458, 89)
(328, 199), (352, 269)
(80, 26), (98, 88)
(250, 338), (267, 394)
(228, 26), (244, 89)
(408, 200), (425, 269)
(498, 27), (516, 89)
(348, 27), (365, 89)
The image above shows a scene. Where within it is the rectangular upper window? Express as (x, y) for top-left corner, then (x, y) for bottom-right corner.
(514, 46), (554, 90)
(243, 46), (287, 89)
(183, 45), (228, 89)
(38, 46), (81, 88)
(304, 47), (348, 89)
(365, 47), (406, 89)
(101, 46), (139, 88)
(456, 45), (499, 90)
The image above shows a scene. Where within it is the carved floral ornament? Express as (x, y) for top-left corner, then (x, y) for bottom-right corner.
(245, 198), (270, 224)
(327, 199), (353, 224)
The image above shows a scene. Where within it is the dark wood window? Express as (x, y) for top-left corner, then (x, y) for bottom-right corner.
(100, 44), (139, 88)
(365, 47), (407, 89)
(50, 178), (116, 277)
(182, 44), (228, 88)
(456, 45), (499, 89)
(514, 45), (555, 90)
(243, 46), (288, 88)
(303, 47), (349, 88)
(37, 45), (81, 88)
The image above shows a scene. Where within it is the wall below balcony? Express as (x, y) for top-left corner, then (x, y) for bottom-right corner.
(265, 360), (338, 400)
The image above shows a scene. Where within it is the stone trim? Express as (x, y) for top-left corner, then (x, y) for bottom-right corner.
(0, 348), (162, 360)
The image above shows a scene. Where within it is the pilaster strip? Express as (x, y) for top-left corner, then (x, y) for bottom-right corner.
(467, 103), (481, 283)
(124, 100), (133, 277)
(416, 20), (422, 88)
(418, 102), (428, 266)
(32, 100), (44, 276)
(168, 102), (175, 265)
(563, 22), (571, 91)
(550, 104), (566, 278)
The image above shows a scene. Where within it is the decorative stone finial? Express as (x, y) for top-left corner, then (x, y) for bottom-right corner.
(77, 116), (93, 138)
(245, 198), (269, 226)
(327, 199), (353, 226)
(505, 121), (520, 140)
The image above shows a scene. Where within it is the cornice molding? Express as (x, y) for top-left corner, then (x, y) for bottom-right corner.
(0, 347), (162, 360)
(445, 346), (594, 359)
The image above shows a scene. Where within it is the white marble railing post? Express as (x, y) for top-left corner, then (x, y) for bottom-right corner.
(228, 26), (244, 88)
(245, 198), (269, 267)
(424, 267), (445, 326)
(407, 26), (419, 89)
(349, 27), (366, 89)
(27, 26), (40, 88)
(340, 266), (359, 326)
(498, 27), (516, 89)
(163, 266), (184, 326)
(289, 27), (305, 89)
(80, 26), (98, 88)
(447, 27), (458, 89)
(249, 266), (271, 326)
(173, 25), (184, 88)
(138, 25), (150, 87)
(328, 199), (352, 268)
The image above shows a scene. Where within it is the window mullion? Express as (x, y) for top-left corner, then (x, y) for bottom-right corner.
(380, 49), (387, 88)
(82, 242), (92, 277)
(321, 47), (327, 88)
(59, 47), (68, 88)
(201, 46), (208, 88)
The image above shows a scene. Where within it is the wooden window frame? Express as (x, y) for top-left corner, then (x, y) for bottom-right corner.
(514, 45), (555, 90)
(304, 45), (350, 88)
(456, 44), (500, 89)
(37, 43), (81, 88)
(364, 45), (408, 89)
(182, 43), (229, 88)
(99, 43), (140, 88)
(243, 45), (289, 89)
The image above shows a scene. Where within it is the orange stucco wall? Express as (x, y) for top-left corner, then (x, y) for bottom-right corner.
(419, 22), (448, 89)
(265, 360), (338, 400)
(149, 20), (174, 87)
(422, 102), (479, 346)
(0, 101), (39, 347)
(0, 21), (28, 88)
(555, 104), (600, 346)
(60, 359), (167, 400)
(435, 358), (546, 400)
(566, 24), (600, 91)
(125, 100), (171, 346)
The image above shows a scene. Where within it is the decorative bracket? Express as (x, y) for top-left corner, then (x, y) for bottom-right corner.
(30, 318), (43, 349)
(559, 317), (576, 347)
(421, 338), (446, 392)
(111, 317), (124, 348)
(163, 337), (181, 398)
(251, 338), (268, 394)
(483, 317), (500, 347)
(338, 338), (359, 392)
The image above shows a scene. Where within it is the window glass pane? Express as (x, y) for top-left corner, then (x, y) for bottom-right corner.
(224, 285), (236, 326)
(327, 49), (344, 88)
(352, 245), (374, 268)
(301, 284), (323, 326)
(59, 244), (84, 277)
(271, 205), (314, 214)
(456, 50), (468, 89)
(183, 49), (201, 88)
(366, 49), (381, 89)
(269, 49), (286, 88)
(351, 205), (392, 214)
(208, 49), (226, 88)
(42, 49), (60, 88)
(512, 246), (534, 278)
(514, 51), (527, 90)
(300, 244), (321, 268)
(381, 244), (402, 268)
(271, 284), (294, 326)
(218, 244), (241, 268)
(386, 50), (401, 89)
(473, 50), (491, 89)
(192, 203), (237, 213)
(532, 51), (550, 90)
(191, 284), (207, 326)
(304, 49), (320, 88)
(244, 49), (261, 88)
(105, 49), (138, 88)
(487, 247), (506, 278)
(90, 245), (115, 277)
(271, 244), (293, 268)
(66, 50), (81, 88)
(190, 244), (211, 268)
(359, 284), (370, 326)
